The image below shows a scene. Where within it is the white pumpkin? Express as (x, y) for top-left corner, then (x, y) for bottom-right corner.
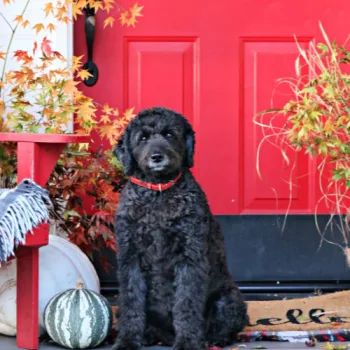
(44, 280), (112, 349)
(0, 235), (100, 336)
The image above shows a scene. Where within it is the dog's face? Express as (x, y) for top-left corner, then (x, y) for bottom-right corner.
(115, 107), (195, 178)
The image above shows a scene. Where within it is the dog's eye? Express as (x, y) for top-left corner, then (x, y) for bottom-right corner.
(140, 135), (148, 142)
(165, 133), (173, 139)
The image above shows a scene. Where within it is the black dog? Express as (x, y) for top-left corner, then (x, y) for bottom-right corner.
(113, 107), (249, 350)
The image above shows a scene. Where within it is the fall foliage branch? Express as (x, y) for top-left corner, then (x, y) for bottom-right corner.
(0, 12), (14, 31)
(0, 0), (31, 93)
(0, 0), (142, 263)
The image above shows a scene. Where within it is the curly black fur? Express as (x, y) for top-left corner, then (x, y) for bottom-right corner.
(113, 107), (249, 350)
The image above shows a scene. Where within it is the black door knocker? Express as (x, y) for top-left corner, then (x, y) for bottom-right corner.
(83, 5), (98, 86)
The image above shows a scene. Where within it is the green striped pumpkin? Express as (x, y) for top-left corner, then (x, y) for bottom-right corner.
(43, 280), (113, 349)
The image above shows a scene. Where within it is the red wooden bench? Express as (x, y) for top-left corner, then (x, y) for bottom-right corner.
(0, 133), (90, 350)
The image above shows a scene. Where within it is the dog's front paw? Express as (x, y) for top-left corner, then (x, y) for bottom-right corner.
(172, 338), (205, 350)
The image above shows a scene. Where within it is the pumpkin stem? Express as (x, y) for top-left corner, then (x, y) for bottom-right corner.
(76, 279), (84, 290)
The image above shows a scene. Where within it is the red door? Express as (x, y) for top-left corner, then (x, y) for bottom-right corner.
(74, 0), (349, 216)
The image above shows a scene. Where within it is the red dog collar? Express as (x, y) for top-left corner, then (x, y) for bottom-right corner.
(130, 173), (182, 192)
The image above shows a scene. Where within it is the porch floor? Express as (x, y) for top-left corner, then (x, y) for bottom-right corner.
(0, 336), (342, 350)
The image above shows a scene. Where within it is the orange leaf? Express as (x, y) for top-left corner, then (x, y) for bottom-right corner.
(120, 11), (129, 26)
(33, 23), (45, 34)
(90, 0), (103, 12)
(13, 15), (23, 24)
(324, 119), (334, 135)
(104, 16), (115, 28)
(103, 0), (114, 12)
(72, 55), (84, 71)
(129, 3), (143, 17)
(22, 20), (30, 28)
(72, 3), (83, 20)
(112, 108), (119, 116)
(60, 16), (70, 24)
(102, 104), (113, 114)
(99, 124), (120, 144)
(123, 107), (136, 121)
(63, 80), (79, 95)
(57, 6), (68, 18)
(44, 2), (54, 16)
(77, 69), (92, 81)
(3, 0), (11, 5)
(0, 101), (4, 116)
(47, 23), (56, 33)
(127, 16), (137, 27)
(5, 72), (12, 83)
(100, 114), (111, 124)
(0, 51), (6, 60)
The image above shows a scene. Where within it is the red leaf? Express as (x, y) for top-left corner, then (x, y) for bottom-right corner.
(105, 239), (117, 252)
(13, 50), (32, 64)
(41, 37), (52, 56)
(52, 51), (64, 59)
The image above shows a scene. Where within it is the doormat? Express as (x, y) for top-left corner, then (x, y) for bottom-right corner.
(239, 290), (350, 342)
(111, 290), (350, 343)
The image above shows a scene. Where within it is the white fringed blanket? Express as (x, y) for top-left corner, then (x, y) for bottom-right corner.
(0, 179), (52, 262)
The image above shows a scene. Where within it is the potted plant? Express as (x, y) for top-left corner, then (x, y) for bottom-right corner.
(255, 22), (350, 264)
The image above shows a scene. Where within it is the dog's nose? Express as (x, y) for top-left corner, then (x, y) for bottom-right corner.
(151, 153), (164, 163)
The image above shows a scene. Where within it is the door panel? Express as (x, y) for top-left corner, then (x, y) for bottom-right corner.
(241, 39), (315, 213)
(74, 0), (350, 215)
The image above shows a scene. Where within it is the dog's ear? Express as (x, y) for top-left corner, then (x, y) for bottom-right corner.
(184, 119), (195, 168)
(114, 128), (135, 176)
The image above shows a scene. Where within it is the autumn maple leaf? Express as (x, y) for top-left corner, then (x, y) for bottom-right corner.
(33, 23), (45, 34)
(72, 4), (83, 20)
(99, 124), (120, 144)
(13, 50), (32, 64)
(104, 16), (115, 28)
(78, 69), (92, 81)
(22, 20), (29, 28)
(100, 114), (111, 124)
(103, 0), (114, 12)
(44, 2), (54, 16)
(41, 37), (52, 56)
(60, 16), (70, 24)
(123, 107), (136, 121)
(0, 51), (6, 60)
(130, 3), (143, 17)
(102, 104), (113, 114)
(123, 3), (143, 27)
(63, 80), (79, 95)
(3, 0), (11, 5)
(91, 0), (103, 12)
(119, 11), (129, 26)
(13, 15), (23, 24)
(47, 23), (56, 33)
(52, 51), (65, 60)
(72, 55), (83, 71)
(33, 41), (38, 55)
(0, 102), (4, 116)
(57, 5), (68, 18)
